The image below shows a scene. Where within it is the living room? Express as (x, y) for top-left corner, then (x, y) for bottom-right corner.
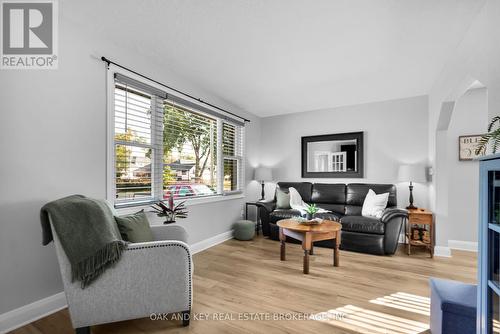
(1, 1), (499, 333)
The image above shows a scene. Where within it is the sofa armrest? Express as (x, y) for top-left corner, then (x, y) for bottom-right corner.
(381, 208), (407, 255)
(150, 224), (188, 243)
(381, 208), (408, 223)
(257, 200), (276, 237)
(257, 199), (276, 213)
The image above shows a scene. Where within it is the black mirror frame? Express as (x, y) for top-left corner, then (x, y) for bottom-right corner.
(301, 131), (364, 178)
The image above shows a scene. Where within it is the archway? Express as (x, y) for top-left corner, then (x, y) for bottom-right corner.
(434, 79), (488, 256)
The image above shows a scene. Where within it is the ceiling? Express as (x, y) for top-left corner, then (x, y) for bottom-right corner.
(63, 0), (485, 117)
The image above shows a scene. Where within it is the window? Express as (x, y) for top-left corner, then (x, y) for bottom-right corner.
(222, 122), (243, 192)
(113, 84), (155, 203)
(110, 73), (245, 206)
(163, 100), (218, 197)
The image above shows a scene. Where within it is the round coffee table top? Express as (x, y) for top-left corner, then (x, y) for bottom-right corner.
(277, 219), (342, 233)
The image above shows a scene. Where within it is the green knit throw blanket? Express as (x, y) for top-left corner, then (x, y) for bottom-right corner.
(40, 195), (126, 288)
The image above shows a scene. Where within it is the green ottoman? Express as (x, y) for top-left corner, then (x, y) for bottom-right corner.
(233, 220), (256, 240)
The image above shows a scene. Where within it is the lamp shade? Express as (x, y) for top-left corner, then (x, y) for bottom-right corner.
(398, 164), (426, 183)
(254, 166), (273, 182)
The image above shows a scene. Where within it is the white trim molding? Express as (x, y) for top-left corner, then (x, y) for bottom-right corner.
(448, 240), (478, 252)
(0, 230), (234, 333)
(434, 240), (478, 258)
(0, 292), (67, 334)
(190, 230), (234, 254)
(434, 246), (452, 257)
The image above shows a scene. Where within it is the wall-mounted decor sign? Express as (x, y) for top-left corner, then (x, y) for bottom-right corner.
(459, 135), (485, 161)
(301, 131), (364, 178)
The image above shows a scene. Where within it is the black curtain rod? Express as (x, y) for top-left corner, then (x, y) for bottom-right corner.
(101, 56), (251, 123)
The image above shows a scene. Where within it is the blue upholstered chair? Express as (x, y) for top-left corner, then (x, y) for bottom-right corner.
(430, 278), (477, 334)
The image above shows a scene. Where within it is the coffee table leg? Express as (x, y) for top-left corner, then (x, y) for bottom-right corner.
(309, 244), (314, 255)
(303, 250), (309, 274)
(302, 232), (312, 274)
(334, 231), (340, 267)
(279, 227), (286, 261)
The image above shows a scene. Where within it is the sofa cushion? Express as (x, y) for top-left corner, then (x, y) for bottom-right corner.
(114, 210), (154, 243)
(311, 183), (346, 205)
(311, 203), (345, 215)
(362, 189), (389, 218)
(276, 188), (291, 209)
(269, 209), (302, 224)
(346, 184), (397, 216)
(430, 278), (477, 318)
(340, 215), (385, 235)
(277, 182), (313, 202)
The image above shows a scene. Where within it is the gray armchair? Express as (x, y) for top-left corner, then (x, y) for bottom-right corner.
(51, 222), (192, 334)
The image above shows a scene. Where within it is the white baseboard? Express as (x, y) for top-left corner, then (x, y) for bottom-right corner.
(0, 292), (67, 334)
(0, 230), (233, 333)
(448, 240), (478, 252)
(434, 246), (452, 257)
(434, 240), (478, 258)
(190, 230), (233, 254)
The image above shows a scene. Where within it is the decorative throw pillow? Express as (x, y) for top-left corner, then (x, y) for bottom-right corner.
(276, 188), (291, 209)
(114, 210), (154, 243)
(361, 189), (389, 219)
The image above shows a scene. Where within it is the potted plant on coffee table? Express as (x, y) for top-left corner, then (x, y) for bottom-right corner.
(305, 203), (319, 220)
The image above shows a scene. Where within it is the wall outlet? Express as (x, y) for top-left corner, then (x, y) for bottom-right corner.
(240, 209), (245, 218)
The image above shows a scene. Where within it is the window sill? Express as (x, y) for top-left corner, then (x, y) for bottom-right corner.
(115, 193), (245, 215)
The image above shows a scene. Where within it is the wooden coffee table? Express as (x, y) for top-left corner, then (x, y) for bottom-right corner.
(277, 219), (342, 274)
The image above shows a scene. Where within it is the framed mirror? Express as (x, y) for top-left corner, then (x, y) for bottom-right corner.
(301, 131), (364, 178)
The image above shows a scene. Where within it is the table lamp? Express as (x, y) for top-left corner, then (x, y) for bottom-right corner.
(254, 167), (273, 200)
(398, 164), (426, 209)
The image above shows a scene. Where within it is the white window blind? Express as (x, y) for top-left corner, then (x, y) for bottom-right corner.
(163, 99), (219, 198)
(111, 73), (245, 206)
(113, 78), (164, 204)
(222, 122), (244, 193)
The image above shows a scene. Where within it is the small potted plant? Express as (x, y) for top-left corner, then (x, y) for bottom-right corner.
(151, 196), (188, 224)
(476, 116), (500, 155)
(305, 203), (319, 220)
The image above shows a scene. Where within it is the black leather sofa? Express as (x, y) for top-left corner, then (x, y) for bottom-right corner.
(258, 182), (408, 255)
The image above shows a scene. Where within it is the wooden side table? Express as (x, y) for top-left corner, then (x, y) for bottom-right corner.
(406, 208), (434, 257)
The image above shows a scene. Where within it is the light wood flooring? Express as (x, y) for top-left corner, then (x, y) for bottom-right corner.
(10, 236), (476, 334)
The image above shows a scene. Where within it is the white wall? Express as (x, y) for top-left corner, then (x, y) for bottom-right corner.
(0, 18), (261, 315)
(259, 96), (429, 208)
(428, 0), (500, 249)
(444, 88), (488, 244)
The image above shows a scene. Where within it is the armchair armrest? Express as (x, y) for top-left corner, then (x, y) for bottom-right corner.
(257, 199), (276, 213)
(64, 239), (192, 328)
(381, 208), (408, 223)
(150, 224), (188, 243)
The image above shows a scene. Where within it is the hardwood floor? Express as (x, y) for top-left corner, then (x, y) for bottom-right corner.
(10, 236), (476, 334)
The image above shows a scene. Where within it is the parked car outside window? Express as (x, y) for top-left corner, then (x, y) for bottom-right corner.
(164, 184), (215, 199)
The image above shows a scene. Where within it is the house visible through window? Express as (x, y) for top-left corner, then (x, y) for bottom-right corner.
(114, 84), (154, 202)
(163, 100), (218, 198)
(111, 73), (245, 205)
